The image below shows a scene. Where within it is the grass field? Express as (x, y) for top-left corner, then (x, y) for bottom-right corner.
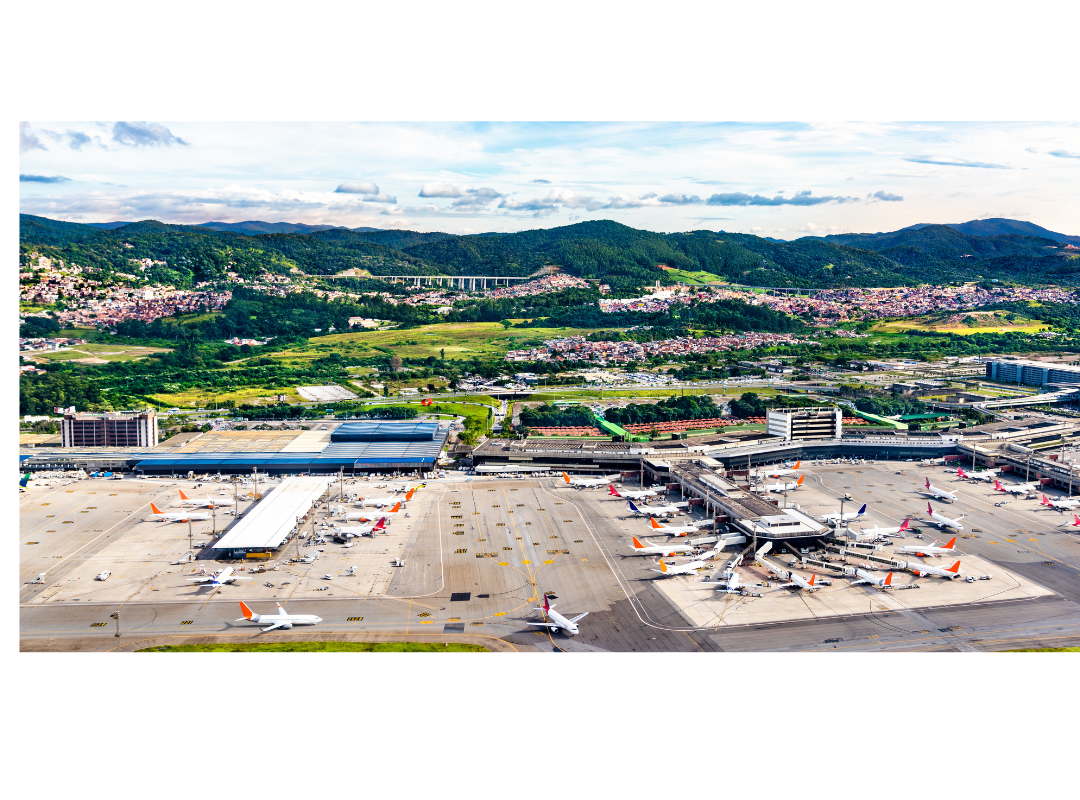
(659, 268), (726, 285)
(25, 343), (173, 363)
(149, 386), (304, 407)
(871, 310), (1049, 336)
(138, 641), (488, 652)
(524, 386), (785, 403)
(354, 400), (494, 431)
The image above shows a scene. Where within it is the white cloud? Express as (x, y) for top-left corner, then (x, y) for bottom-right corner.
(336, 181), (379, 194)
(20, 122), (46, 152)
(112, 121), (188, 147)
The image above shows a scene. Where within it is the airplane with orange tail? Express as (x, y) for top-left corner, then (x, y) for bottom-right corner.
(850, 569), (897, 589)
(754, 475), (805, 494)
(644, 517), (702, 537)
(357, 489), (414, 508)
(147, 502), (209, 522)
(235, 601), (322, 632)
(754, 460), (801, 479)
(904, 559), (964, 580)
(629, 535), (694, 557)
(562, 471), (616, 488)
(778, 570), (823, 592)
(178, 488), (234, 508)
(343, 501), (402, 521)
(901, 535), (958, 558)
(649, 557), (708, 577)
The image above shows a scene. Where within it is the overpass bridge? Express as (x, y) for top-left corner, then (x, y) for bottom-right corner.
(316, 274), (532, 290)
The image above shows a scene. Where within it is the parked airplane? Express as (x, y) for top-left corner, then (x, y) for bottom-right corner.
(1064, 514), (1080, 527)
(994, 479), (1039, 497)
(779, 571), (821, 592)
(646, 517), (702, 537)
(921, 477), (957, 502)
(850, 569), (896, 589)
(630, 536), (695, 556)
(755, 475), (805, 494)
(187, 566), (252, 587)
(178, 489), (234, 508)
(818, 504), (867, 524)
(343, 502), (401, 521)
(333, 518), (388, 537)
(700, 570), (751, 594)
(755, 460), (801, 478)
(850, 517), (912, 539)
(905, 559), (964, 580)
(923, 502), (966, 532)
(627, 499), (681, 517)
(148, 502), (210, 523)
(964, 468), (1000, 482)
(608, 484), (660, 500)
(358, 489), (414, 507)
(526, 593), (587, 635)
(562, 472), (615, 488)
(900, 536), (957, 558)
(236, 601), (322, 632)
(1041, 494), (1080, 512)
(650, 558), (708, 577)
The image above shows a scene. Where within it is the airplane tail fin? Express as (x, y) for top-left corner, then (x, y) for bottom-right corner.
(794, 460), (800, 470)
(405, 489), (414, 501)
(946, 561), (961, 573)
(541, 593), (550, 613)
(608, 485), (617, 496)
(899, 517), (911, 532)
(796, 475), (805, 487)
(994, 479), (1003, 491)
(658, 559), (668, 573)
(390, 502), (401, 513)
(958, 467), (968, 478)
(375, 518), (387, 530)
(883, 572), (893, 586)
(808, 574), (817, 586)
(926, 477), (931, 489)
(150, 502), (163, 515)
(1042, 494), (1050, 505)
(276, 602), (289, 616)
(239, 601), (254, 620)
(179, 488), (191, 500)
(562, 472), (570, 483)
(631, 536), (646, 549)
(857, 504), (866, 515)
(1074, 513), (1080, 526)
(943, 536), (957, 549)
(928, 502), (934, 515)
(628, 500), (640, 513)
(649, 517), (662, 529)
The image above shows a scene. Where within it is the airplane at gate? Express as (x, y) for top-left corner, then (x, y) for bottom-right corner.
(754, 460), (801, 479)
(779, 571), (821, 592)
(187, 566), (252, 587)
(562, 472), (615, 488)
(905, 560), (964, 580)
(754, 475), (805, 494)
(921, 478), (957, 502)
(850, 569), (896, 589)
(343, 502), (401, 521)
(148, 502), (210, 523)
(526, 593), (587, 635)
(994, 479), (1038, 497)
(1042, 494), (1080, 512)
(334, 518), (387, 537)
(646, 517), (702, 536)
(850, 517), (911, 539)
(630, 536), (694, 557)
(965, 468), (1000, 482)
(819, 504), (866, 524)
(358, 489), (414, 507)
(608, 484), (660, 500)
(923, 502), (965, 531)
(700, 570), (751, 594)
(900, 536), (957, 558)
(627, 499), (680, 517)
(650, 558), (708, 577)
(178, 489), (234, 508)
(236, 601), (322, 632)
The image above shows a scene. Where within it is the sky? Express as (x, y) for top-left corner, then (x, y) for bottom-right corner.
(18, 121), (1080, 239)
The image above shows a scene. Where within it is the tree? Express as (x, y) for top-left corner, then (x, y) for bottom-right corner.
(390, 355), (403, 372)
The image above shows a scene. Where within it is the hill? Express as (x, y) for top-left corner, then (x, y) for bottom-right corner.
(908, 218), (1080, 245)
(197, 220), (348, 235)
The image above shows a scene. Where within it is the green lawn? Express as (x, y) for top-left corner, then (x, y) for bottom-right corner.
(24, 343), (173, 363)
(659, 268), (726, 285)
(138, 641), (489, 652)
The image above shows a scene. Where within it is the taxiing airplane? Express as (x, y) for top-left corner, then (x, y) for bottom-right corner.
(905, 559), (963, 580)
(1042, 494), (1080, 512)
(562, 472), (616, 488)
(923, 502), (965, 532)
(650, 558), (708, 577)
(608, 484), (660, 500)
(754, 460), (801, 479)
(646, 517), (702, 537)
(343, 502), (401, 521)
(187, 566), (252, 587)
(850, 569), (896, 589)
(358, 489), (414, 507)
(754, 475), (805, 494)
(526, 593), (587, 635)
(333, 518), (388, 537)
(629, 536), (695, 557)
(818, 504), (867, 524)
(900, 536), (957, 558)
(178, 489), (234, 508)
(627, 499), (681, 517)
(148, 502), (210, 523)
(994, 479), (1039, 497)
(236, 601), (322, 632)
(921, 477), (957, 502)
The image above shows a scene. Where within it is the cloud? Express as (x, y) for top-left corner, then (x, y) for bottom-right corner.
(706, 190), (858, 206)
(420, 182), (503, 209)
(799, 222), (840, 235)
(66, 130), (98, 150)
(531, 178), (551, 183)
(1048, 149), (1080, 160)
(604, 192), (662, 209)
(657, 193), (703, 205)
(903, 156), (1009, 169)
(112, 121), (188, 147)
(419, 181), (469, 198)
(868, 190), (904, 202)
(20, 122), (46, 152)
(20, 174), (70, 183)
(336, 181), (380, 194)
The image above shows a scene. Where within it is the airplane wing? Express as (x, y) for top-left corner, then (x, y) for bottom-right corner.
(186, 576), (212, 583)
(261, 621), (293, 632)
(525, 621), (554, 627)
(231, 577), (253, 581)
(568, 612), (588, 624)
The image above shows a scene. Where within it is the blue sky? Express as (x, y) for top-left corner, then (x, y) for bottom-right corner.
(19, 121), (1080, 238)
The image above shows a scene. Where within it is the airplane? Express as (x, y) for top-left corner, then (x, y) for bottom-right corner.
(342, 502), (401, 521)
(187, 566), (252, 587)
(818, 504), (867, 524)
(650, 558), (708, 577)
(849, 517), (912, 539)
(236, 601), (322, 632)
(1041, 494), (1080, 512)
(700, 570), (752, 594)
(923, 502), (965, 532)
(333, 518), (388, 537)
(645, 517), (702, 537)
(1063, 514), (1080, 527)
(526, 593), (587, 636)
(994, 479), (1039, 497)
(754, 460), (801, 479)
(779, 571), (822, 592)
(608, 484), (660, 500)
(921, 477), (957, 502)
(849, 569), (896, 589)
(358, 489), (414, 507)
(964, 468), (1000, 482)
(900, 536), (957, 558)
(629, 536), (695, 557)
(626, 499), (681, 517)
(148, 502), (210, 523)
(178, 488), (234, 508)
(561, 471), (615, 488)
(904, 559), (964, 580)
(754, 475), (805, 494)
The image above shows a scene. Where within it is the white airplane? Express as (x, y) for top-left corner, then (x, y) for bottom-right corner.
(1041, 494), (1080, 512)
(921, 477), (957, 502)
(627, 499), (681, 517)
(178, 489), (234, 508)
(236, 600), (322, 632)
(187, 566), (252, 587)
(358, 489), (414, 507)
(818, 503), (867, 524)
(562, 471), (615, 488)
(754, 460), (801, 478)
(526, 593), (587, 635)
(994, 479), (1039, 497)
(630, 536), (695, 557)
(923, 502), (966, 532)
(754, 475), (805, 494)
(148, 502), (210, 523)
(650, 558), (707, 577)
(850, 569), (896, 589)
(700, 570), (751, 594)
(779, 571), (822, 592)
(850, 517), (912, 539)
(608, 484), (660, 500)
(904, 559), (964, 580)
(900, 536), (958, 558)
(343, 502), (401, 521)
(334, 518), (388, 537)
(960, 467), (999, 482)
(645, 517), (702, 537)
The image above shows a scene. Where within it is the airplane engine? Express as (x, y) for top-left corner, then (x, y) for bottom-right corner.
(549, 625), (559, 634)
(281, 623), (293, 629)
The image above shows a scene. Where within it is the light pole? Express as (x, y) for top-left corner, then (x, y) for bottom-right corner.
(187, 518), (193, 555)
(110, 610), (121, 638)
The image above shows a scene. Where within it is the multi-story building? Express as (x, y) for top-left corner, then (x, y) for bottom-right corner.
(61, 411), (158, 448)
(766, 407), (842, 441)
(985, 358), (1080, 387)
